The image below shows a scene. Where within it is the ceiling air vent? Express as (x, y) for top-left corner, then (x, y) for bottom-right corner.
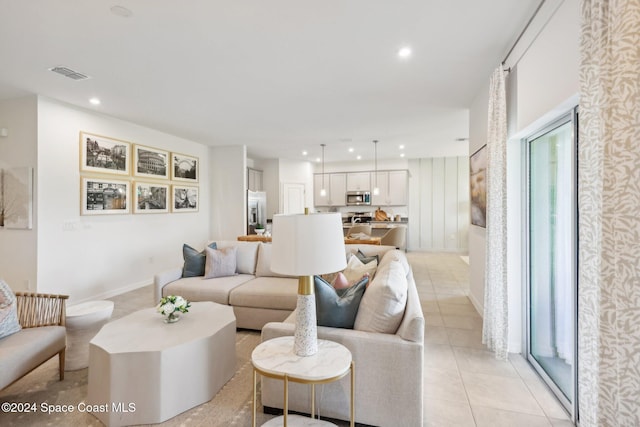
(49, 66), (90, 81)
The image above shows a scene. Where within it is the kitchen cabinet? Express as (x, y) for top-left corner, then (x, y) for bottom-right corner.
(371, 170), (407, 206)
(314, 173), (346, 206)
(346, 172), (370, 192)
(247, 168), (263, 191)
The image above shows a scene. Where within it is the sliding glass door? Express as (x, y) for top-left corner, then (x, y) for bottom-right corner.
(526, 109), (577, 418)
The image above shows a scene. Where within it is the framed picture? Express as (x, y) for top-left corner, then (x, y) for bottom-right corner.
(172, 185), (199, 212)
(470, 145), (487, 228)
(134, 182), (169, 214)
(80, 132), (131, 176)
(0, 167), (33, 229)
(133, 145), (169, 179)
(81, 178), (130, 215)
(171, 152), (199, 182)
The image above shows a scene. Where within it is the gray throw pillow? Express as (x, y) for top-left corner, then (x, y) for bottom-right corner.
(204, 246), (238, 279)
(314, 275), (368, 329)
(182, 242), (217, 277)
(0, 279), (22, 340)
(356, 249), (379, 265)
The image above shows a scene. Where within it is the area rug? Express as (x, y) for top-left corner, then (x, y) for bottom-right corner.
(0, 330), (282, 427)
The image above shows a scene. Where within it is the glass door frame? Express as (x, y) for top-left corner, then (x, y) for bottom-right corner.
(523, 106), (578, 422)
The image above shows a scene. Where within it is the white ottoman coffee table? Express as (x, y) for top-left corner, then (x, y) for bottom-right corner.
(87, 301), (236, 427)
(65, 300), (114, 371)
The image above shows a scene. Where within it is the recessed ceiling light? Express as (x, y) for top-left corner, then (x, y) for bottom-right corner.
(302, 150), (308, 156)
(89, 97), (101, 105)
(348, 147), (354, 153)
(315, 157), (321, 163)
(399, 144), (405, 149)
(356, 155), (362, 160)
(400, 153), (405, 158)
(110, 5), (133, 18)
(398, 46), (412, 59)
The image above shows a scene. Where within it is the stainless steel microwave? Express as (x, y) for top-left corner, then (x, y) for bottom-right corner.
(346, 191), (371, 206)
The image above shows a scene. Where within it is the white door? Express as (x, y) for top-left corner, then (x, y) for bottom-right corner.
(282, 183), (305, 214)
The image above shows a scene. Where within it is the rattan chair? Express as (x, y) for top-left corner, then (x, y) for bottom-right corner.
(380, 227), (406, 249)
(0, 292), (68, 389)
(347, 224), (372, 236)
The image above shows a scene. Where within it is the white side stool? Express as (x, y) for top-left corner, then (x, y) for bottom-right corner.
(65, 300), (114, 371)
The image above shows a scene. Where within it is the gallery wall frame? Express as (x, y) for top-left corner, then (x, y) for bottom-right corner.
(80, 131), (131, 176)
(470, 144), (487, 228)
(81, 177), (130, 215)
(0, 167), (33, 229)
(171, 152), (199, 183)
(172, 185), (199, 212)
(133, 144), (169, 180)
(133, 182), (169, 214)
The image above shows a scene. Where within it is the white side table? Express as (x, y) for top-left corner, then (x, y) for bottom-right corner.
(65, 300), (114, 370)
(252, 336), (354, 427)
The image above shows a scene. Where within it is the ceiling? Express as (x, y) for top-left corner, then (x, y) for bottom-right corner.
(0, 1), (539, 163)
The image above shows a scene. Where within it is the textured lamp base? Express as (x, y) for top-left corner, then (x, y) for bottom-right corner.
(294, 293), (318, 357)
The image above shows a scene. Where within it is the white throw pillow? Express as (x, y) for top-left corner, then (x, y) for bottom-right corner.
(343, 255), (378, 283)
(203, 246), (238, 279)
(354, 260), (408, 334)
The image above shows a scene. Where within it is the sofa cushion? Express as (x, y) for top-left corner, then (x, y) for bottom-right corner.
(162, 274), (254, 305)
(315, 275), (368, 329)
(343, 255), (377, 283)
(354, 260), (408, 334)
(0, 279), (21, 340)
(182, 242), (217, 277)
(215, 241), (260, 274)
(229, 277), (298, 311)
(204, 246), (237, 279)
(255, 243), (297, 278)
(0, 325), (66, 389)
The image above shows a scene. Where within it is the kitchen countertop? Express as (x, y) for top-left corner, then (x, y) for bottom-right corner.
(343, 221), (407, 229)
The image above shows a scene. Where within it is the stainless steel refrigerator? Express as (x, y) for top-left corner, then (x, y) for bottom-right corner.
(247, 190), (267, 234)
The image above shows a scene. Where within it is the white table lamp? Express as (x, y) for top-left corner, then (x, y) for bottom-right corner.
(271, 211), (346, 356)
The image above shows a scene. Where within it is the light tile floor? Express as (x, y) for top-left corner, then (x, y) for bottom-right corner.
(407, 252), (574, 427)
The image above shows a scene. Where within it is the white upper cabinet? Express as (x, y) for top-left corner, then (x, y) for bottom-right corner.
(371, 170), (407, 206)
(247, 168), (263, 191)
(346, 172), (371, 192)
(314, 173), (346, 206)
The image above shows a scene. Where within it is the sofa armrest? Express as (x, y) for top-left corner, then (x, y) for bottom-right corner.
(153, 267), (183, 303)
(261, 322), (424, 426)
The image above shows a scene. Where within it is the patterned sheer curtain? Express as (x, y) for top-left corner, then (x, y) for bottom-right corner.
(578, 0), (640, 425)
(482, 66), (508, 360)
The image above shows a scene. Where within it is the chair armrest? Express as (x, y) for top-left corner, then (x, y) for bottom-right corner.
(14, 292), (69, 328)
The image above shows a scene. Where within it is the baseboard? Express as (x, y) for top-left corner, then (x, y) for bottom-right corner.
(67, 279), (152, 306)
(468, 291), (483, 318)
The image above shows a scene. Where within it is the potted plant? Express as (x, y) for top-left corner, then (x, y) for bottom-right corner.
(254, 223), (265, 235)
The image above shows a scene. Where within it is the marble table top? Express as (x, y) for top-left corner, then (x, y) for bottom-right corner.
(251, 336), (351, 382)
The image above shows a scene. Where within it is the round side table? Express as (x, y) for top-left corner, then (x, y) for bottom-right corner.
(65, 300), (114, 370)
(251, 336), (354, 427)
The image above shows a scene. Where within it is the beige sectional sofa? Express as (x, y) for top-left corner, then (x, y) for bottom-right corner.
(153, 240), (424, 426)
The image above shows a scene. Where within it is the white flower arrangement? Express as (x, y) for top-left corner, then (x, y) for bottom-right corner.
(157, 295), (191, 318)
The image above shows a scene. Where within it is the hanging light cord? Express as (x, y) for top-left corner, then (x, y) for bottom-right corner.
(374, 140), (378, 189)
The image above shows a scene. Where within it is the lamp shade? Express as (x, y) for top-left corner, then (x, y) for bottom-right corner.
(271, 212), (346, 276)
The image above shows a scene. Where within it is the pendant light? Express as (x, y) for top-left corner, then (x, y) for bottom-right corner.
(320, 144), (327, 197)
(373, 140), (380, 196)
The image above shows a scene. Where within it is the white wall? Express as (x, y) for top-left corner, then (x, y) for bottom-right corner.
(210, 145), (246, 239)
(467, 0), (580, 352)
(36, 97), (210, 303)
(408, 157), (469, 252)
(0, 96), (38, 291)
